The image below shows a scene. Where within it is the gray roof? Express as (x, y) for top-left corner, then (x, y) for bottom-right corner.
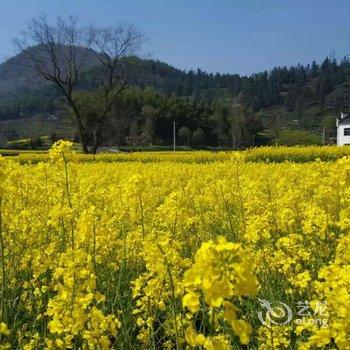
(339, 114), (350, 125)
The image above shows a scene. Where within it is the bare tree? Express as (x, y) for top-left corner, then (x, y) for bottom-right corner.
(15, 15), (143, 153)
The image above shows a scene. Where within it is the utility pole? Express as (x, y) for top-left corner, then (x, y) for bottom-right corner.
(173, 121), (176, 152)
(321, 129), (325, 145)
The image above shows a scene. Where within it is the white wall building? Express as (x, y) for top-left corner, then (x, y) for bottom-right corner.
(337, 112), (350, 146)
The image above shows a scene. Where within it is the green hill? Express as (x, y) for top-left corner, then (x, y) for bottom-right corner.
(0, 46), (349, 147)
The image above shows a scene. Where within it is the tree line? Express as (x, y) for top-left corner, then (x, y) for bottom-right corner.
(1, 16), (348, 151)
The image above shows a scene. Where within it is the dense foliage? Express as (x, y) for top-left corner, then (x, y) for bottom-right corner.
(1, 52), (348, 147)
(0, 142), (349, 349)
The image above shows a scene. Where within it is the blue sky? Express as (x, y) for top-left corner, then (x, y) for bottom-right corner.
(1, 0), (349, 75)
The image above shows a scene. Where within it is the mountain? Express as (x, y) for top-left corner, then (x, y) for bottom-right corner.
(1, 45), (350, 146)
(0, 45), (105, 95)
(0, 46), (184, 94)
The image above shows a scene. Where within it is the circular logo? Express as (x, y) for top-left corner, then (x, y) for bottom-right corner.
(258, 299), (293, 326)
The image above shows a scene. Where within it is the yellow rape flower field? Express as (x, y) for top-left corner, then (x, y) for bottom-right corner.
(0, 141), (349, 349)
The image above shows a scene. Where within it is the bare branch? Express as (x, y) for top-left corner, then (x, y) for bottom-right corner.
(14, 15), (144, 153)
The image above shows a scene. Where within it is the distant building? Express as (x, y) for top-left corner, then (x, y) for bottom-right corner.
(337, 112), (350, 145)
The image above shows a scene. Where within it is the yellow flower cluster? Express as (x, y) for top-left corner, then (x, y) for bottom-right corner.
(0, 142), (349, 349)
(45, 248), (120, 349)
(5, 144), (350, 165)
(296, 219), (350, 349)
(244, 145), (350, 162)
(0, 322), (10, 350)
(182, 236), (257, 348)
(48, 140), (75, 163)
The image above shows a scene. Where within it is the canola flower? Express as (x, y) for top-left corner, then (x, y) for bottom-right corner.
(4, 144), (350, 164)
(0, 142), (348, 349)
(182, 236), (258, 348)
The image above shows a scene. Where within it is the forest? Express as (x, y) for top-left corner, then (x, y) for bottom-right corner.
(1, 48), (349, 148)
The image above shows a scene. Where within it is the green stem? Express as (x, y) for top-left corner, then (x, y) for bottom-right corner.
(158, 244), (180, 350)
(93, 221), (96, 271)
(62, 153), (74, 250)
(210, 306), (216, 335)
(0, 198), (5, 325)
(139, 194), (145, 238)
(62, 154), (72, 208)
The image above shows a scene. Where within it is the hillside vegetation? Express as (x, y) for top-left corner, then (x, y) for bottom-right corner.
(1, 47), (349, 147)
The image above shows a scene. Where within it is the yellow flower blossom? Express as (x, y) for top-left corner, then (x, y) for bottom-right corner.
(0, 144), (349, 348)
